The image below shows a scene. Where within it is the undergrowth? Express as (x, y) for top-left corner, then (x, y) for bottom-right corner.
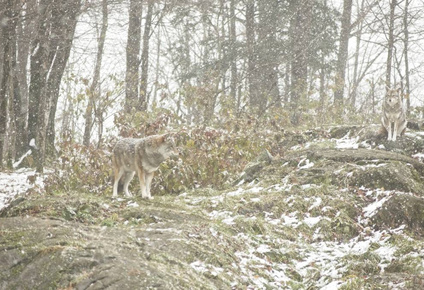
(44, 110), (297, 196)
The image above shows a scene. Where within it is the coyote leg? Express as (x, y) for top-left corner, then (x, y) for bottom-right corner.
(113, 168), (124, 197)
(122, 171), (135, 197)
(145, 172), (155, 199)
(392, 122), (398, 141)
(137, 168), (148, 198)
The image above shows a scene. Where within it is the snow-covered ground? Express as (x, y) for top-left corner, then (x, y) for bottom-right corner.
(177, 130), (424, 288)
(180, 181), (420, 289)
(0, 168), (45, 211)
(2, 128), (424, 288)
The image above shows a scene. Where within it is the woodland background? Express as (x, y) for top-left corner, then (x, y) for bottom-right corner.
(1, 0), (424, 187)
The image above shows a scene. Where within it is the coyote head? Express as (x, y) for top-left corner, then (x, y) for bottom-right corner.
(147, 133), (179, 160)
(385, 88), (402, 107)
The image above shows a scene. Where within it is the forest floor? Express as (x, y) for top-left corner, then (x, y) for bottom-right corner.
(2, 125), (424, 289)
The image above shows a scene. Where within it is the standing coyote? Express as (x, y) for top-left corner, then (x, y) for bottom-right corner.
(381, 88), (407, 141)
(112, 134), (178, 199)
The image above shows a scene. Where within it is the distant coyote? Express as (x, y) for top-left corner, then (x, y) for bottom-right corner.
(381, 88), (407, 141)
(112, 134), (178, 199)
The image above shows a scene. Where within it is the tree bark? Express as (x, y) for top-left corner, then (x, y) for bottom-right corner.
(83, 0), (108, 146)
(28, 0), (51, 173)
(140, 0), (154, 111)
(290, 0), (312, 124)
(14, 0), (35, 157)
(229, 0), (238, 112)
(350, 0), (365, 109)
(246, 0), (258, 110)
(403, 0), (410, 115)
(0, 0), (19, 167)
(152, 25), (161, 107)
(385, 0), (396, 90)
(8, 6), (19, 165)
(46, 0), (80, 156)
(27, 0), (80, 172)
(334, 0), (353, 108)
(125, 0), (142, 112)
(257, 0), (280, 112)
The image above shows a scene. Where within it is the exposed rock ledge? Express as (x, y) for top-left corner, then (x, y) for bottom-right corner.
(2, 126), (424, 288)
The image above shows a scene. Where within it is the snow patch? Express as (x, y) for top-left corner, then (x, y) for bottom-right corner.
(29, 138), (37, 149)
(412, 152), (424, 162)
(127, 201), (139, 208)
(304, 215), (322, 228)
(363, 195), (391, 218)
(190, 260), (224, 277)
(308, 197), (322, 211)
(0, 168), (46, 211)
(297, 158), (314, 170)
(335, 136), (359, 149)
(282, 212), (301, 228)
(12, 150), (32, 169)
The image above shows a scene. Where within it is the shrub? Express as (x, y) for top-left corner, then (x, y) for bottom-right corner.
(44, 141), (113, 195)
(46, 109), (297, 196)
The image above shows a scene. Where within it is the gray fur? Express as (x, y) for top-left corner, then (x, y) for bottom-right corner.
(381, 88), (407, 141)
(112, 134), (177, 199)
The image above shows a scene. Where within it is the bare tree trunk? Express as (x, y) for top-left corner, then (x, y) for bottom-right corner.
(182, 21), (192, 124)
(83, 0), (108, 146)
(385, 0), (396, 90)
(14, 0), (35, 157)
(125, 0), (142, 112)
(257, 0), (280, 112)
(334, 0), (352, 108)
(28, 0), (51, 173)
(61, 70), (74, 142)
(219, 0), (226, 98)
(152, 26), (161, 107)
(229, 0), (238, 112)
(290, 0), (311, 125)
(403, 0), (410, 115)
(9, 9), (19, 165)
(46, 0), (80, 156)
(351, 0), (364, 109)
(140, 0), (154, 111)
(319, 53), (327, 124)
(27, 0), (80, 172)
(284, 62), (290, 104)
(246, 0), (258, 110)
(371, 78), (376, 114)
(0, 0), (19, 167)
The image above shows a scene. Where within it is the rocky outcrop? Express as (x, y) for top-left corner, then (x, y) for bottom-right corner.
(2, 126), (424, 288)
(1, 206), (237, 289)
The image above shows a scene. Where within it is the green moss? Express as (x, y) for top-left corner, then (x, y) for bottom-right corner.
(344, 252), (381, 277)
(339, 276), (365, 290)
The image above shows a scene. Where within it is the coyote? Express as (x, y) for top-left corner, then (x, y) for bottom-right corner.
(381, 88), (407, 141)
(112, 134), (178, 199)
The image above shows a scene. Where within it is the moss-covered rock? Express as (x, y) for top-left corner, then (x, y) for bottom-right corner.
(3, 126), (424, 288)
(348, 162), (424, 194)
(372, 194), (424, 235)
(0, 213), (240, 289)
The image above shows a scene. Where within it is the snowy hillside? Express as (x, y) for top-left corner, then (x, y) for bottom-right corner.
(1, 126), (424, 289)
